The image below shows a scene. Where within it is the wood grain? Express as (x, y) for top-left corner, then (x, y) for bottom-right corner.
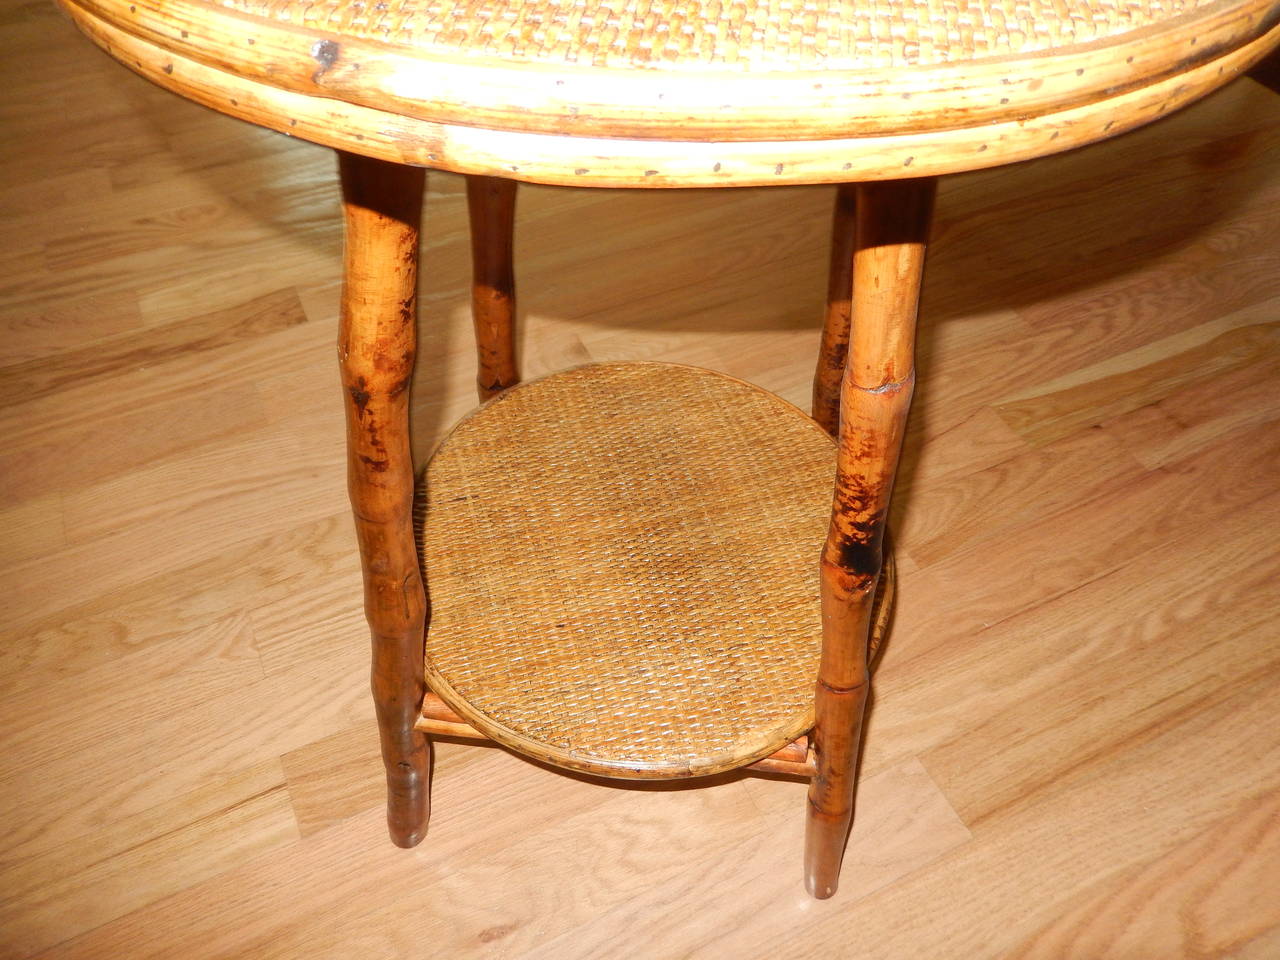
(0, 761), (297, 958)
(1002, 786), (1280, 958)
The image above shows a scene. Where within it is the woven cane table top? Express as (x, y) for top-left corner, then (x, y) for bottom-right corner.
(61, 0), (1280, 184)
(221, 0), (1217, 72)
(418, 362), (839, 778)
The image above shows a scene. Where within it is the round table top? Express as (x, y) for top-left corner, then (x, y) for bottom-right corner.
(61, 0), (1280, 185)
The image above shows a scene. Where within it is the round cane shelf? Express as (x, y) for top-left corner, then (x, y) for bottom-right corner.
(58, 0), (1280, 186)
(418, 362), (892, 779)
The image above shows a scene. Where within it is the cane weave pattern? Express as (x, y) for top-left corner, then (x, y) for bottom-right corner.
(419, 362), (837, 777)
(224, 0), (1215, 70)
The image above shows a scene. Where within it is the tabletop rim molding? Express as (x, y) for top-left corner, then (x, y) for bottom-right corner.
(61, 0), (1280, 146)
(55, 0), (1280, 187)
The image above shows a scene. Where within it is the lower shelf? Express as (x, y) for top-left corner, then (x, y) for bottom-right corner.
(417, 361), (890, 780)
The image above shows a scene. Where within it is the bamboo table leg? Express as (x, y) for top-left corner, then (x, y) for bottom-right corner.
(805, 176), (937, 899)
(338, 151), (431, 848)
(466, 175), (519, 401)
(812, 183), (858, 437)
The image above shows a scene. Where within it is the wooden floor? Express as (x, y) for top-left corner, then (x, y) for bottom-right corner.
(3, 3), (1280, 955)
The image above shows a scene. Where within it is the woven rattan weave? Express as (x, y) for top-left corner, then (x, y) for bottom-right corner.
(420, 362), (845, 778)
(222, 0), (1217, 71)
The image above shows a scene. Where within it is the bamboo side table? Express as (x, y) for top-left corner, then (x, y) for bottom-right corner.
(59, 0), (1280, 898)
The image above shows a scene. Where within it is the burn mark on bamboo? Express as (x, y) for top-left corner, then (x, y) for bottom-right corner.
(311, 39), (339, 82)
(829, 502), (886, 575)
(348, 377), (371, 416)
(834, 538), (878, 577)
